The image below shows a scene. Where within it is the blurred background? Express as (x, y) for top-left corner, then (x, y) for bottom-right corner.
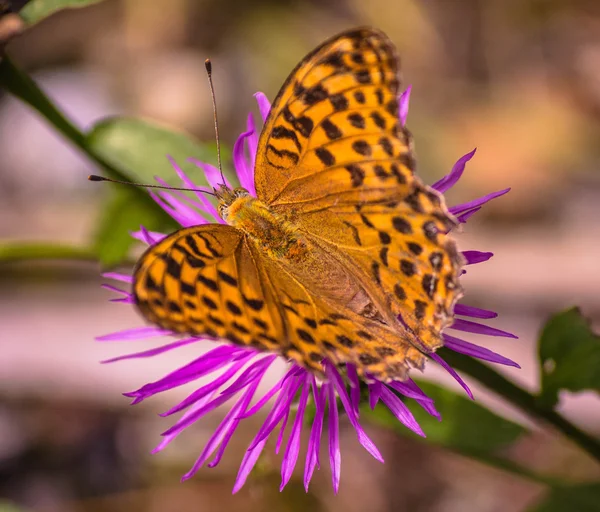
(1, 0), (600, 510)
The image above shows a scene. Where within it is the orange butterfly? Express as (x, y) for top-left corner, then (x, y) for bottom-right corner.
(133, 27), (464, 383)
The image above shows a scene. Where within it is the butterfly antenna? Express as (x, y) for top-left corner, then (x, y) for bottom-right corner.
(205, 58), (226, 187)
(88, 175), (217, 196)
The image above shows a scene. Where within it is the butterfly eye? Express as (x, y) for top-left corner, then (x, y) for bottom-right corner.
(234, 188), (248, 198)
(218, 204), (228, 218)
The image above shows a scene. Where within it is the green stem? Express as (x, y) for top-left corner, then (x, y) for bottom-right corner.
(439, 349), (600, 464)
(0, 55), (169, 220)
(0, 242), (97, 262)
(459, 449), (561, 487)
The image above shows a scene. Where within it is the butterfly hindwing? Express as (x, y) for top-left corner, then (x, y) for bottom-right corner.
(297, 187), (463, 353)
(133, 225), (284, 350)
(246, 239), (427, 380)
(133, 224), (426, 380)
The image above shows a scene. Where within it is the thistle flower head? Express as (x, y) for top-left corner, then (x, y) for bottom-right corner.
(100, 89), (518, 493)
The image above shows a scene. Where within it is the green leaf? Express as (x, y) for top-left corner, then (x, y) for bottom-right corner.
(440, 348), (600, 465)
(19, 0), (105, 25)
(86, 117), (226, 266)
(93, 187), (165, 267)
(0, 58), (168, 227)
(529, 483), (600, 512)
(364, 380), (526, 454)
(538, 308), (600, 409)
(86, 117), (225, 186)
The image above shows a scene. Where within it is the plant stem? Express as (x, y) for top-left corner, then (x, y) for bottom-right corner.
(0, 55), (169, 220)
(462, 449), (562, 487)
(439, 349), (600, 464)
(0, 242), (97, 262)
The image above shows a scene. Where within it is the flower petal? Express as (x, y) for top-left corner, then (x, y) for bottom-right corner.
(454, 304), (498, 319)
(280, 375), (311, 490)
(153, 389), (218, 454)
(398, 85), (412, 127)
(154, 176), (213, 222)
(456, 207), (481, 223)
(449, 188), (510, 216)
(254, 92), (271, 122)
(432, 148), (477, 193)
(327, 383), (341, 494)
(153, 187), (208, 226)
(102, 272), (133, 283)
(444, 334), (520, 368)
(233, 437), (268, 494)
(96, 326), (170, 342)
(326, 364), (383, 463)
(368, 380), (382, 410)
(430, 352), (473, 399)
(166, 155), (219, 211)
(101, 283), (130, 298)
(160, 356), (253, 420)
(125, 346), (243, 403)
(237, 366), (300, 419)
(148, 190), (195, 227)
(304, 378), (326, 491)
(246, 113), (259, 187)
(250, 375), (303, 448)
(379, 385), (425, 436)
(131, 226), (166, 245)
(233, 373), (298, 494)
(188, 159), (231, 190)
(101, 337), (200, 363)
(207, 376), (264, 468)
(183, 359), (272, 479)
(346, 363), (361, 415)
(110, 296), (135, 304)
(275, 403), (291, 455)
(232, 126), (255, 192)
(451, 318), (518, 338)
(462, 250), (493, 265)
(393, 379), (440, 420)
(387, 380), (435, 403)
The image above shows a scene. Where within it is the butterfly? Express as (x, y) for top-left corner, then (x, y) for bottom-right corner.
(133, 27), (464, 383)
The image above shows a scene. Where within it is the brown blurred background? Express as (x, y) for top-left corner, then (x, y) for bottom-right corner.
(1, 0), (600, 511)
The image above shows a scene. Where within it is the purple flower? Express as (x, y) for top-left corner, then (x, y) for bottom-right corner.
(100, 89), (518, 493)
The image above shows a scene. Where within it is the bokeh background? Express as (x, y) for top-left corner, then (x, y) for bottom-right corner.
(1, 0), (600, 511)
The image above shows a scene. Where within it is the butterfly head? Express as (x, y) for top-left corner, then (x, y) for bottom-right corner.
(216, 185), (251, 221)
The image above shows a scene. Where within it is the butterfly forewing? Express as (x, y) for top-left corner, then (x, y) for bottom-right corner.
(254, 27), (464, 362)
(255, 27), (413, 208)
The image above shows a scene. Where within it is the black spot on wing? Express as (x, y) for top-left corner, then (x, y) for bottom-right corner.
(271, 125), (302, 152)
(330, 94), (349, 111)
(315, 147), (336, 166)
(217, 270), (238, 286)
(352, 140), (371, 156)
(321, 119), (342, 140)
(345, 164), (365, 187)
(198, 274), (218, 292)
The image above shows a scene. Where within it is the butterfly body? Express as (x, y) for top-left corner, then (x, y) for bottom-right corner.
(133, 27), (464, 382)
(218, 187), (306, 261)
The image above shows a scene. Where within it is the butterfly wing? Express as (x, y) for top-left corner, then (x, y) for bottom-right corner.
(255, 27), (411, 207)
(133, 225), (284, 349)
(253, 27), (463, 356)
(133, 224), (425, 380)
